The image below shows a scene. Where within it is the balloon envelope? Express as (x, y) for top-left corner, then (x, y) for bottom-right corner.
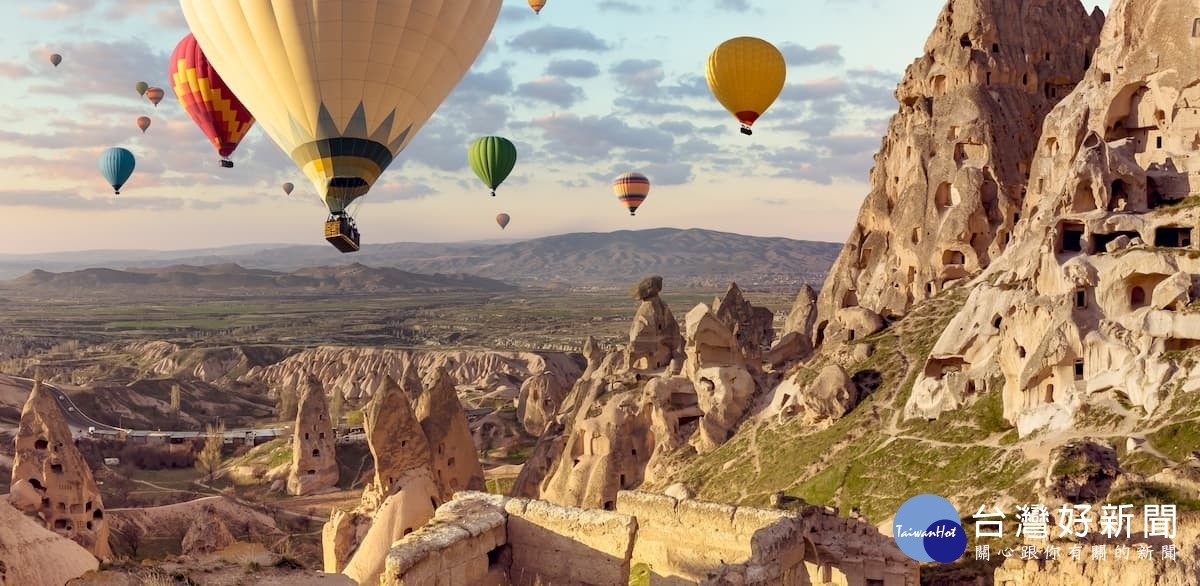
(49, 54), (62, 67)
(136, 116), (151, 133)
(496, 213), (510, 229)
(705, 37), (786, 135)
(529, 0), (547, 13)
(613, 172), (650, 216)
(180, 0), (503, 215)
(98, 147), (136, 195)
(135, 81), (149, 96)
(282, 182), (294, 196)
(169, 33), (255, 165)
(144, 87), (164, 106)
(468, 136), (518, 196)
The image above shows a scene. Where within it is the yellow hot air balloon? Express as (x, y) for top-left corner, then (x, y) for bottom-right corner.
(180, 0), (503, 253)
(706, 37), (786, 136)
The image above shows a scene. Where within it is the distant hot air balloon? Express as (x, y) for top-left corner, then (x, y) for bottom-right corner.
(144, 87), (164, 106)
(706, 37), (786, 136)
(496, 213), (511, 229)
(169, 33), (255, 169)
(468, 136), (518, 197)
(136, 116), (151, 133)
(529, 0), (547, 14)
(613, 172), (650, 216)
(135, 81), (149, 96)
(282, 182), (294, 196)
(98, 147), (136, 195)
(49, 53), (62, 67)
(180, 0), (503, 253)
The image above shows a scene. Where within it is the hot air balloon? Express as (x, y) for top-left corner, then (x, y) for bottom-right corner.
(613, 172), (650, 216)
(144, 87), (164, 107)
(169, 33), (256, 169)
(468, 136), (517, 197)
(136, 116), (151, 133)
(282, 182), (294, 196)
(496, 213), (511, 229)
(49, 54), (62, 67)
(98, 147), (136, 195)
(135, 81), (149, 96)
(529, 0), (547, 14)
(705, 37), (786, 136)
(180, 0), (503, 253)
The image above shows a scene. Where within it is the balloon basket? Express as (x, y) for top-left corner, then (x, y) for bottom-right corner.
(740, 125), (753, 136)
(325, 217), (361, 253)
(219, 159), (234, 168)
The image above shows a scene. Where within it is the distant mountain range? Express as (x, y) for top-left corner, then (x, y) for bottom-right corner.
(0, 263), (515, 297)
(0, 228), (842, 289)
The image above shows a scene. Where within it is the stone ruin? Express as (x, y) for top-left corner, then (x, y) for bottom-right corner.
(380, 490), (917, 586)
(287, 376), (338, 496)
(9, 377), (110, 559)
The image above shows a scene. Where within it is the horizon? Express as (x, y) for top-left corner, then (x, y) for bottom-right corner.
(1, 0), (1111, 255)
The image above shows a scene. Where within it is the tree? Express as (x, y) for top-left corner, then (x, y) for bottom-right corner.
(118, 523), (143, 559)
(170, 383), (182, 423)
(328, 390), (344, 429)
(196, 421), (225, 483)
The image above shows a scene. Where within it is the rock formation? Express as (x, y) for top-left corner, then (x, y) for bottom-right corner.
(515, 279), (775, 507)
(416, 367), (486, 497)
(810, 0), (1104, 351)
(627, 276), (684, 370)
(9, 378), (110, 559)
(180, 503), (236, 555)
(287, 376), (337, 496)
(766, 284), (817, 367)
(0, 497), (99, 585)
(906, 0), (1200, 437)
(516, 370), (567, 435)
(712, 282), (776, 363)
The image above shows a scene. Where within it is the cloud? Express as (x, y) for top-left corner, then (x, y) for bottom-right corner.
(516, 77), (585, 108)
(609, 59), (665, 97)
(20, 0), (97, 19)
(26, 39), (171, 99)
(0, 189), (195, 211)
(368, 180), (436, 202)
(545, 59), (600, 79)
(714, 0), (753, 11)
(498, 4), (536, 23)
(508, 26), (611, 53)
(761, 135), (882, 184)
(531, 113), (674, 160)
(779, 43), (844, 67)
(598, 0), (647, 11)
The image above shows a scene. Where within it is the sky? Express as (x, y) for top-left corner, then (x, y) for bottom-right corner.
(0, 0), (1107, 254)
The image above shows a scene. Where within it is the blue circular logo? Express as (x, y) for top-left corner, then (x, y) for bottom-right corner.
(893, 494), (967, 563)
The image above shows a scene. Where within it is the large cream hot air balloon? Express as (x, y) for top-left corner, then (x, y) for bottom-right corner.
(180, 0), (503, 253)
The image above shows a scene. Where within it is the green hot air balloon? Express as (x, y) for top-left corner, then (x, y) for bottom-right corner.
(468, 136), (517, 197)
(98, 147), (136, 195)
(135, 81), (149, 96)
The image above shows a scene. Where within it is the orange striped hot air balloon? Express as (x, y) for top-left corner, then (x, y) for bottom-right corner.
(613, 172), (650, 216)
(169, 33), (255, 168)
(144, 86), (165, 106)
(529, 0), (547, 14)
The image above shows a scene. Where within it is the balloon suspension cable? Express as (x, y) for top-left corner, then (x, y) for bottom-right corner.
(740, 124), (753, 136)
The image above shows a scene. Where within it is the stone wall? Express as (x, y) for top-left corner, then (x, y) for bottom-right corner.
(379, 491), (917, 586)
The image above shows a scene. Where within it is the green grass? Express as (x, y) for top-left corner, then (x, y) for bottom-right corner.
(1147, 421), (1200, 462)
(485, 477), (516, 495)
(629, 562), (651, 586)
(1107, 482), (1200, 512)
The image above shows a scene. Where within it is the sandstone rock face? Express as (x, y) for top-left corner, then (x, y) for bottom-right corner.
(767, 284), (818, 367)
(803, 364), (860, 423)
(10, 378), (110, 559)
(417, 367), (486, 497)
(242, 347), (582, 403)
(627, 276), (684, 370)
(907, 0), (1200, 437)
(343, 486), (439, 585)
(361, 371), (432, 510)
(811, 0), (1103, 350)
(1043, 438), (1121, 503)
(712, 282), (776, 362)
(0, 496), (98, 585)
(287, 377), (337, 496)
(180, 504), (236, 555)
(516, 371), (566, 435)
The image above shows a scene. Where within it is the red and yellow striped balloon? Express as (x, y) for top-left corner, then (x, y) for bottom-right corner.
(169, 33), (255, 167)
(613, 172), (650, 216)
